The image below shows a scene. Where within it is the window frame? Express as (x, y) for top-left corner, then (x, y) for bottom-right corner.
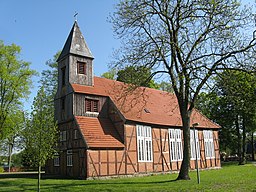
(203, 130), (215, 159)
(53, 154), (60, 167)
(136, 125), (153, 162)
(85, 99), (99, 113)
(169, 129), (183, 162)
(61, 66), (66, 86)
(190, 129), (200, 160)
(77, 61), (86, 75)
(60, 130), (67, 142)
(67, 150), (73, 167)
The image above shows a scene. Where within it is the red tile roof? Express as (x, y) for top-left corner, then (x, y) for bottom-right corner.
(75, 116), (124, 149)
(72, 77), (220, 129)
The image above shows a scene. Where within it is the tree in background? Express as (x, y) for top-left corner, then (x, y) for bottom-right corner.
(216, 71), (256, 164)
(0, 110), (25, 172)
(111, 0), (256, 180)
(117, 65), (159, 88)
(101, 68), (117, 80)
(0, 40), (36, 139)
(197, 70), (256, 163)
(40, 51), (60, 97)
(23, 87), (58, 192)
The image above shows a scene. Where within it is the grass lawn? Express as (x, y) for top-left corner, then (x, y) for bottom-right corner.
(0, 162), (255, 192)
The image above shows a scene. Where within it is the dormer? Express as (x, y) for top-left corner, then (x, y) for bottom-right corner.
(57, 21), (94, 88)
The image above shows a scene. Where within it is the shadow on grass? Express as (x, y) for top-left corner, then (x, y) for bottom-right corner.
(221, 161), (239, 167)
(0, 172), (178, 191)
(39, 178), (178, 191)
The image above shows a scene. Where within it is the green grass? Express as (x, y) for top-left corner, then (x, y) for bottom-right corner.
(0, 162), (255, 192)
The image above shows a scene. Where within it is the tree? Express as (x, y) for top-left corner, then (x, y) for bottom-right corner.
(40, 51), (60, 98)
(197, 70), (256, 163)
(0, 40), (36, 139)
(0, 110), (25, 172)
(215, 70), (256, 164)
(23, 87), (58, 192)
(117, 65), (159, 88)
(157, 81), (173, 92)
(111, 0), (256, 180)
(101, 68), (117, 80)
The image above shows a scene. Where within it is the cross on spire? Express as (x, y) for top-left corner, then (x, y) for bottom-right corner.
(74, 12), (78, 21)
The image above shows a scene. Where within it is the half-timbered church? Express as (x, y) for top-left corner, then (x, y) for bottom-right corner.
(45, 21), (221, 179)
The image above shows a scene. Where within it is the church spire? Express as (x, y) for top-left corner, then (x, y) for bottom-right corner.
(57, 21), (94, 62)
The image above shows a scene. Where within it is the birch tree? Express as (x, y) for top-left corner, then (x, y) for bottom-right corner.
(111, 0), (256, 180)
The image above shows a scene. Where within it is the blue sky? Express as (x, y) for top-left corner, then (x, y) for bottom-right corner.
(0, 0), (120, 110)
(0, 0), (255, 111)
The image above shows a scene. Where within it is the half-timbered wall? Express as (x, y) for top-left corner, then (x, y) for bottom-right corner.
(46, 119), (220, 179)
(46, 120), (88, 179)
(87, 149), (125, 178)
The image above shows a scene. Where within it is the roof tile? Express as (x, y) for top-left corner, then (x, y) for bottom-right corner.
(75, 116), (124, 148)
(72, 77), (220, 129)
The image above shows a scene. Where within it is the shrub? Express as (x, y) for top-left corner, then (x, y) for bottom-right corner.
(0, 167), (4, 173)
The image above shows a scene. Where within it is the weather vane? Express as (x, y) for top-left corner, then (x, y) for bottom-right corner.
(74, 12), (78, 22)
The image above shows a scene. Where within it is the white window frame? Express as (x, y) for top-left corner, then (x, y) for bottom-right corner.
(136, 125), (153, 162)
(53, 155), (60, 167)
(169, 129), (183, 162)
(67, 150), (73, 166)
(60, 131), (67, 142)
(203, 130), (215, 159)
(190, 130), (200, 160)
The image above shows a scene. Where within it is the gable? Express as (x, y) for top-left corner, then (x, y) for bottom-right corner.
(72, 77), (220, 129)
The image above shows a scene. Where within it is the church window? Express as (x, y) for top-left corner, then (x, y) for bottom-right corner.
(77, 61), (86, 74)
(85, 99), (99, 112)
(61, 67), (66, 86)
(203, 130), (215, 159)
(190, 129), (200, 160)
(67, 150), (73, 167)
(136, 125), (153, 162)
(169, 129), (183, 161)
(53, 153), (60, 166)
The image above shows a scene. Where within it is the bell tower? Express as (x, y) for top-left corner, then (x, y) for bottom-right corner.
(55, 21), (94, 123)
(57, 21), (94, 88)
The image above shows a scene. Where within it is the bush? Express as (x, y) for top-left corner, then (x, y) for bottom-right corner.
(0, 167), (4, 173)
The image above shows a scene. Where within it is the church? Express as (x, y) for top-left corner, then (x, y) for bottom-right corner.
(45, 21), (221, 179)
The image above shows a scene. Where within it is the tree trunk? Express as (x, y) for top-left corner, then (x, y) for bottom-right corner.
(239, 117), (246, 165)
(252, 132), (255, 161)
(176, 107), (191, 180)
(236, 115), (242, 163)
(7, 140), (14, 173)
(38, 165), (41, 192)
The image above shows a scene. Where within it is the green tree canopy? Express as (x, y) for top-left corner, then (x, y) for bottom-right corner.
(40, 51), (60, 97)
(0, 40), (36, 139)
(111, 0), (256, 180)
(101, 68), (117, 80)
(117, 65), (159, 88)
(197, 70), (256, 162)
(23, 86), (58, 191)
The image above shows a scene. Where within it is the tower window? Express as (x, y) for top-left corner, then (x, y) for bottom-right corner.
(61, 67), (66, 86)
(77, 61), (86, 74)
(85, 99), (99, 112)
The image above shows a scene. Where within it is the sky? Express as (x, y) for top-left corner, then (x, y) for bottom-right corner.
(0, 0), (120, 111)
(0, 0), (255, 111)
